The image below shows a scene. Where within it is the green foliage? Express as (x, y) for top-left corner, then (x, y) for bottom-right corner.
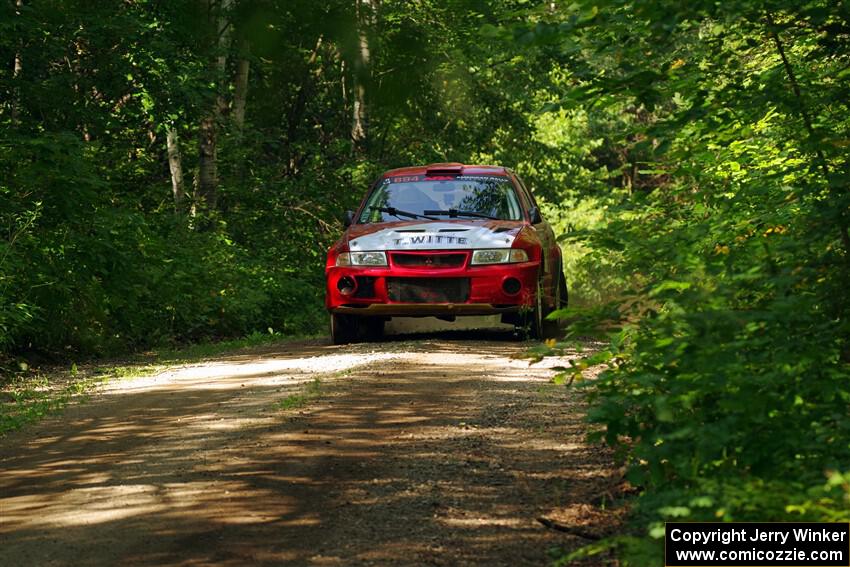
(0, 1), (353, 355)
(2, 2), (848, 564)
(0, 0), (587, 357)
(511, 0), (850, 563)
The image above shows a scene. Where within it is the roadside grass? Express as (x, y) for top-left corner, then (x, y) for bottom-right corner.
(144, 329), (323, 365)
(273, 364), (363, 412)
(0, 330), (323, 436)
(275, 377), (323, 410)
(0, 365), (112, 434)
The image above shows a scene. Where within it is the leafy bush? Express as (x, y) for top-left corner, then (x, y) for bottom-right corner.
(520, 0), (850, 563)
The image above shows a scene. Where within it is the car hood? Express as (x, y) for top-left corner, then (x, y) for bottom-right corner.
(346, 220), (525, 252)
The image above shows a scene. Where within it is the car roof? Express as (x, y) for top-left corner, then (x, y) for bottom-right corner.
(380, 163), (510, 178)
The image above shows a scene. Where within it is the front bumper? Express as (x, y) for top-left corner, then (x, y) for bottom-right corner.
(325, 255), (539, 317)
(331, 303), (524, 316)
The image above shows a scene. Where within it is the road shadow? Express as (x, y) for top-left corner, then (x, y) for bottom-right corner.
(0, 340), (618, 566)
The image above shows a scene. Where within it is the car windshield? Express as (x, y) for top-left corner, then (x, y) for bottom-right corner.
(358, 175), (523, 223)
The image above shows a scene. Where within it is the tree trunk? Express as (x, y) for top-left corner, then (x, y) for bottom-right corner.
(216, 0), (233, 115)
(197, 116), (218, 210)
(351, 0), (374, 152)
(195, 0), (232, 214)
(11, 0), (23, 125)
(285, 35), (324, 174)
(166, 128), (186, 208)
(341, 58), (347, 107)
(232, 43), (250, 134)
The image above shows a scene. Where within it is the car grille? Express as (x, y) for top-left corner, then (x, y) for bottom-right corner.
(391, 252), (467, 269)
(353, 276), (376, 298)
(387, 278), (470, 303)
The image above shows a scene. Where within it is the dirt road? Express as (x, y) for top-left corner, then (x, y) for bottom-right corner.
(0, 331), (619, 566)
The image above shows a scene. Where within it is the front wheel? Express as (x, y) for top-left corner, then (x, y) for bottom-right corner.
(331, 314), (385, 344)
(362, 317), (385, 342)
(330, 313), (358, 345)
(516, 279), (545, 340)
(541, 272), (568, 339)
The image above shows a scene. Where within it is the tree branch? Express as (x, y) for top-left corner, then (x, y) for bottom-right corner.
(766, 11), (850, 258)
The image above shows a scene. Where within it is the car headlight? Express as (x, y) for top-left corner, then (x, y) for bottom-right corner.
(335, 251), (388, 267)
(470, 249), (529, 265)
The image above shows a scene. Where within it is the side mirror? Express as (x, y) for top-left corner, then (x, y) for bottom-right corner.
(342, 210), (354, 227)
(528, 206), (542, 225)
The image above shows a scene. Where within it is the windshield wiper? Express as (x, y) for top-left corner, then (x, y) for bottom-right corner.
(423, 209), (499, 220)
(369, 206), (437, 221)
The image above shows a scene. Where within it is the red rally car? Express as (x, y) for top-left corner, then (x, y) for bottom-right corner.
(325, 163), (568, 344)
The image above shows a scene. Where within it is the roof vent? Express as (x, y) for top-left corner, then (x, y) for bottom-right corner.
(425, 162), (464, 176)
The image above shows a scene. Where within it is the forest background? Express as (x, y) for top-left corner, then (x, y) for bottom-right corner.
(1, 0), (848, 563)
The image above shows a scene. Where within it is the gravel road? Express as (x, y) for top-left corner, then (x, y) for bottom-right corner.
(0, 330), (620, 566)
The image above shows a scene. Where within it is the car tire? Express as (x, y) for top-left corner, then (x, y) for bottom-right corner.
(330, 313), (358, 345)
(533, 278), (546, 339)
(559, 271), (568, 308)
(362, 317), (385, 342)
(516, 278), (545, 340)
(541, 271), (568, 339)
